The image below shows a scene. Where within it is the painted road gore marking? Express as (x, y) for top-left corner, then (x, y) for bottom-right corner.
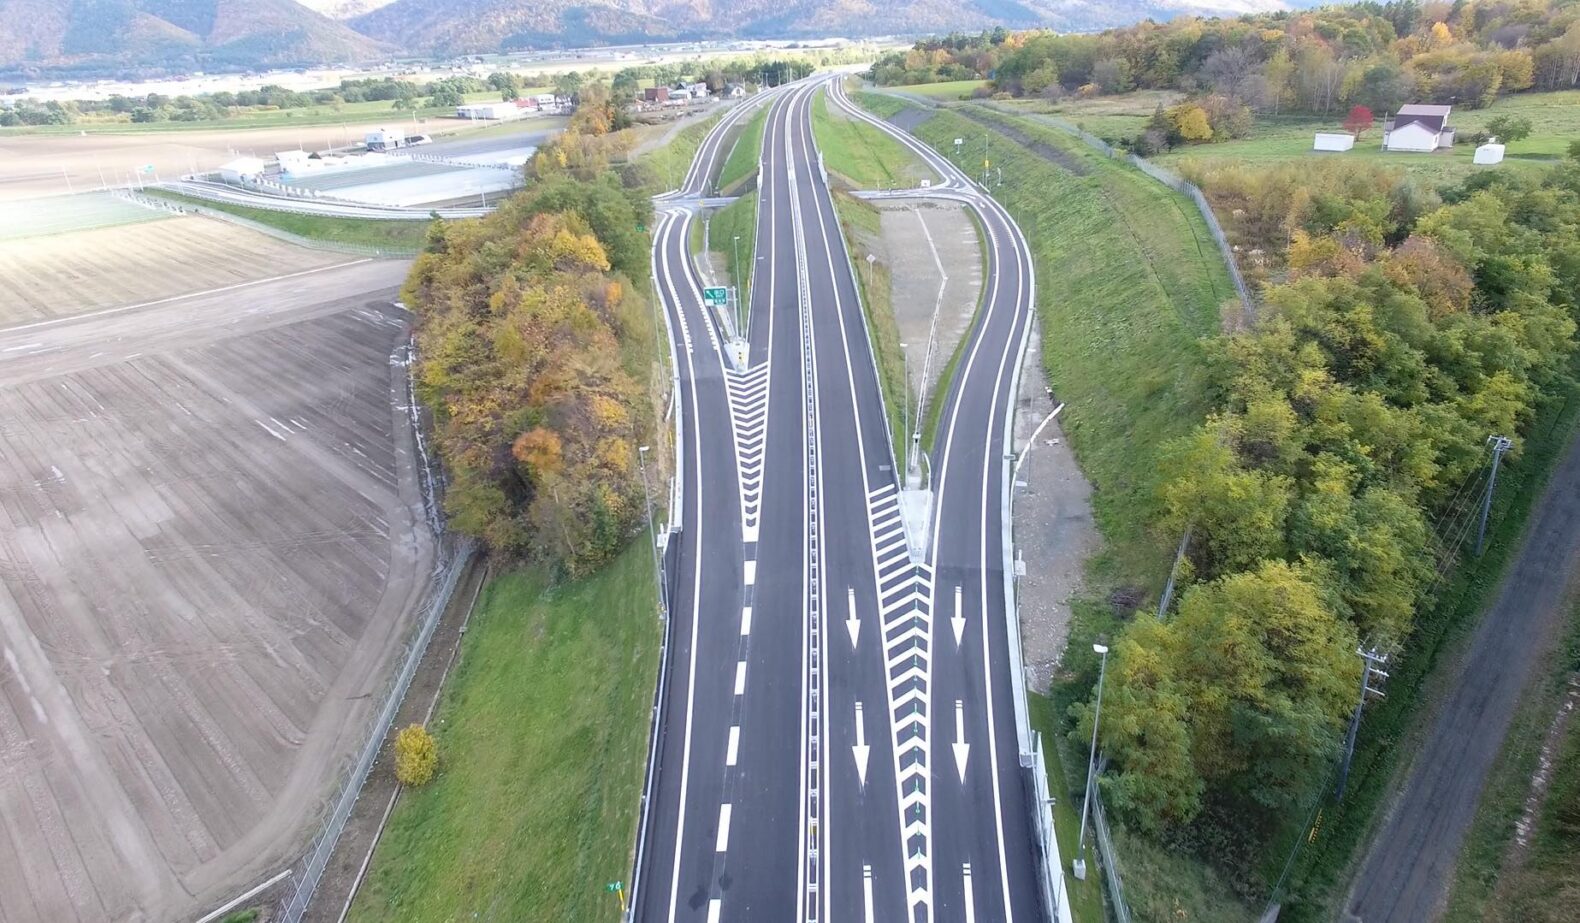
(865, 483), (935, 921)
(723, 362), (770, 543)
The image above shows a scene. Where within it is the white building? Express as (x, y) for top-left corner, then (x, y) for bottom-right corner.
(1314, 132), (1356, 152)
(1382, 104), (1455, 152)
(219, 156), (266, 183)
(1474, 139), (1506, 165)
(365, 127), (409, 151)
(456, 101), (520, 120)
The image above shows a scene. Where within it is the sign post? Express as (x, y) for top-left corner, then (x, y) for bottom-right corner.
(607, 880), (626, 914)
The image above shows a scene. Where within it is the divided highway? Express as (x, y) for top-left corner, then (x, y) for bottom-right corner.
(635, 76), (1063, 923)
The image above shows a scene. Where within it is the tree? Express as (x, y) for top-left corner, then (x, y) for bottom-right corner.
(394, 724), (438, 786)
(1485, 114), (1532, 144)
(488, 71), (522, 101)
(1344, 104), (1375, 138)
(1169, 104), (1214, 142)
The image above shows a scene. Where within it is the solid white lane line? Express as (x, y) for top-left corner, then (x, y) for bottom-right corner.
(716, 803), (733, 852)
(963, 863), (977, 923)
(744, 560), (756, 586)
(734, 660), (747, 695)
(726, 726), (740, 766)
(740, 606), (753, 636)
(707, 898), (722, 923)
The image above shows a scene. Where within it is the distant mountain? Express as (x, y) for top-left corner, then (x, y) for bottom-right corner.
(0, 0), (390, 72)
(293, 0), (397, 20)
(352, 0), (1296, 56)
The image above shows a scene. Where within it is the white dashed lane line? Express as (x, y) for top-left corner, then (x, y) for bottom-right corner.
(740, 605), (752, 636)
(734, 661), (747, 695)
(716, 804), (732, 852)
(726, 726), (740, 766)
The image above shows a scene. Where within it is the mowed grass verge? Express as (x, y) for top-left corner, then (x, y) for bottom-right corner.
(348, 542), (661, 923)
(812, 89), (935, 190)
(143, 188), (431, 252)
(706, 192), (757, 313)
(718, 104), (768, 193)
(832, 191), (909, 467)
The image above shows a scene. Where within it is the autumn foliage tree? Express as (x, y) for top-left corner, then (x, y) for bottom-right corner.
(1343, 104), (1374, 138)
(394, 724), (438, 786)
(403, 170), (657, 576)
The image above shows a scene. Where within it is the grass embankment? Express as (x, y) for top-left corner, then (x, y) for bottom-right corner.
(1029, 693), (1111, 923)
(705, 192), (758, 324)
(854, 91), (1241, 921)
(143, 188), (430, 252)
(1280, 366), (1580, 921)
(0, 90), (526, 135)
(631, 114), (720, 195)
(348, 542), (662, 923)
(832, 192), (909, 467)
(895, 79), (991, 100)
(811, 89), (935, 190)
(1446, 593), (1580, 922)
(718, 104), (768, 194)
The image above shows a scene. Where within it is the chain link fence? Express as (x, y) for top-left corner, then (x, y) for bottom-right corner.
(1091, 775), (1134, 923)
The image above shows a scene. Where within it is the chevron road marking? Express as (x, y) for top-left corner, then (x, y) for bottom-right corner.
(723, 362), (770, 543)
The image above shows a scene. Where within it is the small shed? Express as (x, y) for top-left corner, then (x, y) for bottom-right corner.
(1474, 139), (1506, 165)
(219, 156), (266, 183)
(1314, 132), (1355, 152)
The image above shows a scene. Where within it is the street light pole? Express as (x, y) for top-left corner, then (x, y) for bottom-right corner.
(636, 445), (664, 618)
(901, 343), (911, 475)
(1074, 642), (1110, 881)
(732, 234), (743, 337)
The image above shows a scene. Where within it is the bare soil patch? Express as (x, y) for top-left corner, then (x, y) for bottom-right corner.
(0, 259), (436, 923)
(0, 215), (345, 324)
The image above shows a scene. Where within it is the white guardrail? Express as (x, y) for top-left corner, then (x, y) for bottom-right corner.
(826, 76), (1074, 923)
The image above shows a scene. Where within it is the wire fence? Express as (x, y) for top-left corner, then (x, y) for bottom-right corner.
(1090, 780), (1134, 923)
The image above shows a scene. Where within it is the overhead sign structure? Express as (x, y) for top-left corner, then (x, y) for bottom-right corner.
(703, 287), (729, 308)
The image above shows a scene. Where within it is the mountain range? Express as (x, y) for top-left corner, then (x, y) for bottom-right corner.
(3, 0), (1294, 73)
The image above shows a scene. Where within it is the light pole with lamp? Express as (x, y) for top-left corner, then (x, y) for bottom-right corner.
(732, 234), (743, 337)
(1074, 641), (1110, 880)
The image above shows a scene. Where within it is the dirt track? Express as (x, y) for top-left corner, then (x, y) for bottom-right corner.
(0, 258), (437, 922)
(1345, 431), (1580, 922)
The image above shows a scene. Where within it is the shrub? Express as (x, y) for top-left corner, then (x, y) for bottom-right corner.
(394, 724), (438, 786)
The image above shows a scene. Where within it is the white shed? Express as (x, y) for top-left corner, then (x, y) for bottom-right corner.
(1385, 121), (1440, 152)
(219, 156), (266, 183)
(1314, 132), (1355, 152)
(1474, 139), (1506, 165)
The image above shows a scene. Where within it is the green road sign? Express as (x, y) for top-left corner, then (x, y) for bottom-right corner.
(703, 287), (728, 308)
(607, 881), (623, 892)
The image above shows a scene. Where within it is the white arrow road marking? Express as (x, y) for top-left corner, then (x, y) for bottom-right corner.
(846, 586), (860, 648)
(952, 585), (966, 646)
(962, 863), (976, 923)
(953, 700), (970, 782)
(853, 701), (871, 787)
(863, 864), (875, 922)
(716, 803), (732, 852)
(726, 726), (740, 767)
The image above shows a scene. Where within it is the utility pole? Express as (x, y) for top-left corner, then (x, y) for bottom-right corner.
(637, 445), (665, 618)
(1475, 435), (1513, 555)
(1074, 642), (1110, 881)
(1336, 646), (1389, 798)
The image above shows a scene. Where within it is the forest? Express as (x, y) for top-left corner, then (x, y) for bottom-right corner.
(1073, 145), (1580, 873)
(402, 121), (658, 577)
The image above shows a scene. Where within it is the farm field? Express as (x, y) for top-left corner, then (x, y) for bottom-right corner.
(0, 192), (165, 240)
(0, 213), (347, 322)
(0, 255), (437, 922)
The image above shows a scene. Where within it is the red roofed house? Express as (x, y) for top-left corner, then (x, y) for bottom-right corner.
(1382, 104), (1456, 152)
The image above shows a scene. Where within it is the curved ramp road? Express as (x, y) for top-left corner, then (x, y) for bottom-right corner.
(635, 76), (1062, 922)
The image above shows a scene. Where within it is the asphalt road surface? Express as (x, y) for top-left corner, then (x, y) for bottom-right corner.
(633, 75), (1056, 923)
(1346, 430), (1580, 922)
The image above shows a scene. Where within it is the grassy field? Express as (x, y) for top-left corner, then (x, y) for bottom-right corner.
(347, 542), (662, 923)
(811, 89), (935, 190)
(988, 89), (1186, 141)
(706, 192), (758, 319)
(0, 90), (528, 136)
(144, 188), (431, 252)
(1154, 90), (1580, 190)
(832, 192), (910, 467)
(1445, 596), (1580, 922)
(631, 114), (720, 195)
(718, 104), (768, 193)
(894, 79), (991, 100)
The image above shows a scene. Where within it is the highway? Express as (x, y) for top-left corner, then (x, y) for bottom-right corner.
(634, 75), (1062, 922)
